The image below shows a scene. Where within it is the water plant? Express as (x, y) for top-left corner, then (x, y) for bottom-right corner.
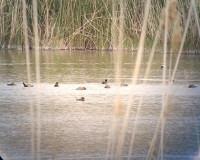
(0, 0), (199, 51)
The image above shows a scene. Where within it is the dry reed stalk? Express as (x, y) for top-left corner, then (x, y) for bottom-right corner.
(128, 24), (162, 160)
(22, 1), (35, 160)
(105, 1), (123, 159)
(146, 95), (173, 160)
(171, 3), (192, 81)
(160, 0), (171, 158)
(163, 100), (173, 117)
(147, 4), (193, 160)
(147, 140), (157, 157)
(113, 95), (123, 117)
(107, 1), (126, 159)
(115, 0), (152, 159)
(32, 0), (41, 160)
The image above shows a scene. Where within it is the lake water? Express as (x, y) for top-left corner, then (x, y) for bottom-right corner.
(0, 50), (200, 160)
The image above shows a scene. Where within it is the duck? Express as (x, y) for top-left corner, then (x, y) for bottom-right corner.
(120, 83), (128, 86)
(54, 82), (59, 87)
(188, 84), (197, 88)
(102, 79), (107, 84)
(76, 87), (86, 90)
(104, 84), (111, 88)
(23, 82), (33, 87)
(7, 82), (16, 86)
(161, 65), (168, 69)
(170, 79), (175, 82)
(76, 97), (85, 101)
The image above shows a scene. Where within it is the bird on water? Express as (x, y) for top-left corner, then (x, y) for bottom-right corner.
(54, 82), (59, 87)
(23, 82), (33, 87)
(102, 79), (107, 84)
(76, 97), (85, 101)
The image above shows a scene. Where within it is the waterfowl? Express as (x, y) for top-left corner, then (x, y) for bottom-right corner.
(76, 87), (86, 90)
(102, 79), (107, 84)
(76, 97), (85, 101)
(120, 83), (128, 86)
(170, 79), (175, 82)
(54, 82), (59, 87)
(23, 82), (33, 87)
(104, 84), (111, 88)
(161, 65), (168, 69)
(7, 82), (16, 86)
(188, 84), (197, 88)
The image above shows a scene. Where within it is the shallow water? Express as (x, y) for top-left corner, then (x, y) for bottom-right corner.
(0, 50), (200, 160)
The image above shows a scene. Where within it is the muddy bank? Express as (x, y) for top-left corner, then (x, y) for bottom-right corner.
(0, 45), (200, 54)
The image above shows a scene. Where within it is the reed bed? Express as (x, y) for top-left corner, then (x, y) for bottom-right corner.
(0, 0), (199, 51)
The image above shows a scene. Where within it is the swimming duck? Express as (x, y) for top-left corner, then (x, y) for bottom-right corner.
(170, 79), (175, 82)
(54, 82), (59, 87)
(76, 87), (86, 90)
(104, 84), (111, 88)
(7, 82), (16, 86)
(23, 82), (33, 87)
(188, 84), (197, 88)
(161, 65), (168, 69)
(102, 79), (107, 84)
(76, 97), (85, 101)
(120, 83), (128, 86)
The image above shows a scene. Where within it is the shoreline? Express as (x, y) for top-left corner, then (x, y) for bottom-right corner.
(0, 45), (200, 54)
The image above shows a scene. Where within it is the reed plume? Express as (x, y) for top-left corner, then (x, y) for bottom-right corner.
(171, 17), (182, 53)
(161, 0), (177, 29)
(169, 0), (177, 23)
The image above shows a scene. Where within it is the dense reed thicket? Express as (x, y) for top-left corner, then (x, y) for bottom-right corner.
(0, 0), (199, 51)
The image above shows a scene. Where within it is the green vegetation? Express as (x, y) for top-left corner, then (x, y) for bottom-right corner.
(0, 0), (199, 51)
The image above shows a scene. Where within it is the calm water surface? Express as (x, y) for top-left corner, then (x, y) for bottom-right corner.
(0, 50), (200, 160)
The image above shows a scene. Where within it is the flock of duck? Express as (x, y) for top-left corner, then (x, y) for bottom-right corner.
(6, 79), (129, 101)
(6, 65), (198, 102)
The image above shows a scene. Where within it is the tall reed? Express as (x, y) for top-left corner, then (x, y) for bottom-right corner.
(0, 0), (199, 51)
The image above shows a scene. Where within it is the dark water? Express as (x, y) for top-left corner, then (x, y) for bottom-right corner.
(0, 50), (200, 160)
